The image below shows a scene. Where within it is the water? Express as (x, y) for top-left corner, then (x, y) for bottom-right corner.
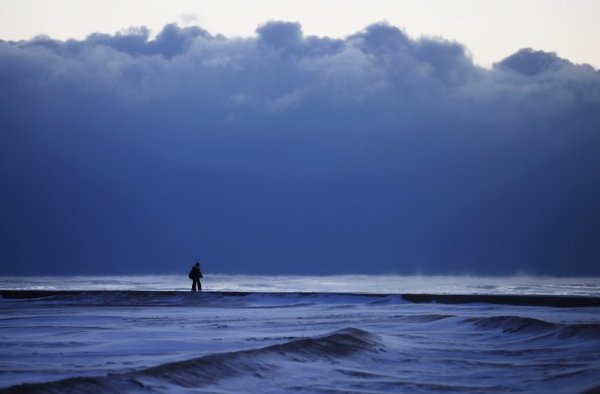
(1, 275), (599, 393)
(1, 274), (599, 296)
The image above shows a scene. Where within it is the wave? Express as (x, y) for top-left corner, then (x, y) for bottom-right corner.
(2, 290), (599, 308)
(464, 315), (600, 340)
(1, 327), (380, 394)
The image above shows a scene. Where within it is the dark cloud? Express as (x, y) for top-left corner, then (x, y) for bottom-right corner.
(256, 20), (343, 58)
(257, 21), (303, 50)
(18, 23), (210, 59)
(494, 48), (572, 75)
(1, 22), (599, 276)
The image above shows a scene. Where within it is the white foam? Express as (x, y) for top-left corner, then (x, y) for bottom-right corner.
(1, 274), (599, 296)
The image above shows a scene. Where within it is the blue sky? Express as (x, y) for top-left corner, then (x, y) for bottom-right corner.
(1, 4), (599, 275)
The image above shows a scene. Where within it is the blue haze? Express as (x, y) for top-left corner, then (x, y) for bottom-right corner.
(1, 22), (599, 275)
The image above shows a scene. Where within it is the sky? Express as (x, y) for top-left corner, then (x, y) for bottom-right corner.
(1, 0), (599, 69)
(1, 2), (600, 276)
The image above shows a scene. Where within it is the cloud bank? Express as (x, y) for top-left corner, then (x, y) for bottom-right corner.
(1, 22), (599, 275)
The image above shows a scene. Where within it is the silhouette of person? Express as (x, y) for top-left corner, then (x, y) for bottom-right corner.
(189, 262), (203, 292)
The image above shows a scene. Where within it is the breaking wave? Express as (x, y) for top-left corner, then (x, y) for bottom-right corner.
(2, 327), (380, 393)
(464, 315), (600, 340)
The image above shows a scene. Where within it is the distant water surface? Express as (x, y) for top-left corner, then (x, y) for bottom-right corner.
(1, 274), (599, 296)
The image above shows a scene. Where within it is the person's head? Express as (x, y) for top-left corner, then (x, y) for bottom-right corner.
(195, 262), (200, 267)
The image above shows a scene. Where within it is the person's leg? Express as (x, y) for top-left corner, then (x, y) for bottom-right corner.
(198, 281), (202, 291)
(192, 280), (197, 291)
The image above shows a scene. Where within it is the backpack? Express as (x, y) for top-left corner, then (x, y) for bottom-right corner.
(188, 269), (194, 279)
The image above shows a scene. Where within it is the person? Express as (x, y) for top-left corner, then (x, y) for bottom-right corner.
(189, 262), (203, 292)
